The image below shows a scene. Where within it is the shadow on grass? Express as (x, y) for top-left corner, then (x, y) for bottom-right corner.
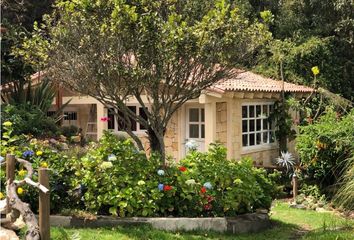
(51, 219), (353, 240)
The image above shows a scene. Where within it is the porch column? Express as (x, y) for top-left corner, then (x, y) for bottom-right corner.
(204, 102), (216, 150)
(96, 102), (108, 140)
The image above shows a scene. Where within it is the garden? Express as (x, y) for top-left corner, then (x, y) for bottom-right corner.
(1, 0), (354, 239)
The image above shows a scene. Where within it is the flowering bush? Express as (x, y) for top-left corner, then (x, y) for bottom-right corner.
(1, 128), (278, 217)
(0, 121), (82, 213)
(296, 108), (354, 192)
(78, 133), (278, 217)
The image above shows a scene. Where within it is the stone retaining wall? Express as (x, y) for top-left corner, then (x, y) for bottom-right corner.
(50, 213), (270, 234)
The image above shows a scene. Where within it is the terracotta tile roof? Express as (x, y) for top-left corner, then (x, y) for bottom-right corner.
(213, 71), (314, 93)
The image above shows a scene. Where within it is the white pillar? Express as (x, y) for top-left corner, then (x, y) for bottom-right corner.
(204, 102), (216, 150)
(96, 103), (108, 140)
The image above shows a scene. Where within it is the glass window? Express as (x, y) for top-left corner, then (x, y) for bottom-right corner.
(189, 108), (199, 122)
(188, 107), (205, 139)
(108, 108), (115, 130)
(241, 103), (275, 147)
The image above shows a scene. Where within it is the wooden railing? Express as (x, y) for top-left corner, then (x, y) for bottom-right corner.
(1, 154), (50, 240)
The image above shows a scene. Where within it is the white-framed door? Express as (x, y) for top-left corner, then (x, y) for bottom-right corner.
(185, 106), (205, 153)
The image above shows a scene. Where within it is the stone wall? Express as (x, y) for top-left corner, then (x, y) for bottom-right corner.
(216, 102), (227, 146)
(241, 148), (279, 166)
(164, 111), (179, 160)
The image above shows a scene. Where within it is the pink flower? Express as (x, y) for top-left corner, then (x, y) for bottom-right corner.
(100, 117), (111, 122)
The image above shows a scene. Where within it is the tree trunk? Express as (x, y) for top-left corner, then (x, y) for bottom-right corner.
(147, 127), (166, 163)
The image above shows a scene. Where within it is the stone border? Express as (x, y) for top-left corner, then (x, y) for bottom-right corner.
(50, 213), (270, 234)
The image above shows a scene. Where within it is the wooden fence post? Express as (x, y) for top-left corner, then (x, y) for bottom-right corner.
(292, 174), (298, 202)
(39, 168), (50, 240)
(6, 154), (16, 214)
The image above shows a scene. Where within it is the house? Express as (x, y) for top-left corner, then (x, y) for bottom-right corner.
(44, 70), (313, 166)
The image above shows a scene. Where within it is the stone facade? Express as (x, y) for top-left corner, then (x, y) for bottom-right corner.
(241, 148), (279, 166)
(216, 102), (227, 146)
(164, 112), (179, 160)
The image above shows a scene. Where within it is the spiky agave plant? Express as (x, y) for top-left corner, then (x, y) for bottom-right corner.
(276, 151), (295, 173)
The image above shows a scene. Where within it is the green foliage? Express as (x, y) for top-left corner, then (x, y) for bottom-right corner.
(0, 122), (80, 214)
(334, 150), (354, 210)
(255, 0), (354, 100)
(296, 108), (354, 193)
(1, 104), (60, 137)
(76, 133), (278, 217)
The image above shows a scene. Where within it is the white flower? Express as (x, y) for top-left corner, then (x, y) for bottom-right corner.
(203, 182), (213, 190)
(276, 151), (295, 172)
(137, 180), (145, 186)
(100, 161), (113, 170)
(108, 154), (117, 161)
(185, 140), (198, 151)
(157, 169), (165, 176)
(185, 179), (196, 185)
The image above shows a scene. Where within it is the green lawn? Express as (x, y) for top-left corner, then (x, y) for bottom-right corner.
(51, 201), (354, 240)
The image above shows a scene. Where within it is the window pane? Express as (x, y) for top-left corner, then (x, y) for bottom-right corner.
(108, 108), (115, 130)
(256, 133), (261, 145)
(263, 132), (268, 143)
(256, 119), (261, 131)
(249, 106), (255, 118)
(263, 119), (268, 130)
(249, 120), (255, 132)
(201, 124), (205, 138)
(189, 108), (199, 122)
(256, 105), (261, 117)
(201, 108), (205, 122)
(139, 107), (147, 130)
(117, 110), (126, 130)
(242, 134), (248, 147)
(262, 105), (268, 116)
(242, 106), (247, 118)
(242, 120), (248, 132)
(64, 111), (77, 120)
(250, 134), (255, 146)
(128, 106), (137, 131)
(189, 124), (199, 138)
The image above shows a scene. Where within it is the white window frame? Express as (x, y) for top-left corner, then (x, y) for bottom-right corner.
(108, 104), (148, 133)
(241, 102), (276, 150)
(186, 106), (205, 140)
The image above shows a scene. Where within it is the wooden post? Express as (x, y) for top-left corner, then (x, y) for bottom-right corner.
(6, 154), (16, 213)
(39, 168), (50, 240)
(292, 174), (298, 202)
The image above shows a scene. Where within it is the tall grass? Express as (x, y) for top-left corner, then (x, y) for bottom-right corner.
(334, 147), (354, 210)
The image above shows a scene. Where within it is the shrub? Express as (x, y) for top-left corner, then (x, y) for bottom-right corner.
(1, 104), (60, 137)
(0, 122), (80, 213)
(296, 108), (354, 194)
(79, 134), (279, 217)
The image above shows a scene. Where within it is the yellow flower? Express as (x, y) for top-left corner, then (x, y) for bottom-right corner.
(3, 121), (12, 127)
(311, 66), (320, 76)
(0, 192), (4, 199)
(36, 150), (43, 156)
(17, 187), (24, 195)
(18, 169), (27, 177)
(40, 162), (48, 168)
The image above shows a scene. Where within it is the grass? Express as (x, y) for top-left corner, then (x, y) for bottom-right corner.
(51, 200), (354, 240)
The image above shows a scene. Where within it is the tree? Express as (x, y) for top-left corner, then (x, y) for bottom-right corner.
(29, 0), (270, 161)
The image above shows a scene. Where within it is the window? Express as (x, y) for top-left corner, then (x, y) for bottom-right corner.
(188, 108), (205, 139)
(47, 111), (56, 117)
(64, 111), (77, 121)
(242, 103), (275, 147)
(63, 111), (78, 126)
(108, 106), (148, 132)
